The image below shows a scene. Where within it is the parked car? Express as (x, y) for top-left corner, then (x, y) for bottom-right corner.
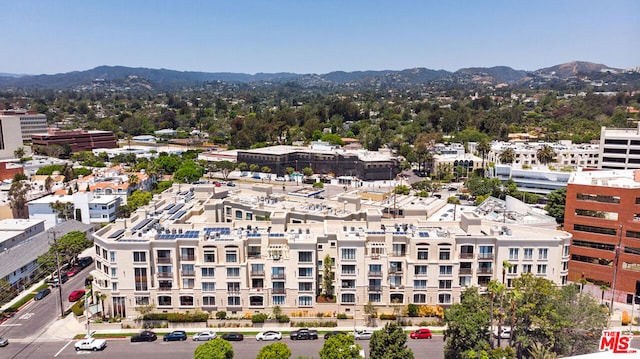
(0, 337), (8, 347)
(410, 328), (432, 339)
(354, 330), (373, 340)
(131, 330), (157, 342)
(221, 332), (244, 341)
(324, 331), (347, 339)
(256, 331), (282, 341)
(74, 337), (107, 351)
(34, 288), (51, 301)
(47, 272), (68, 287)
(78, 256), (93, 268)
(163, 330), (187, 341)
(192, 331), (217, 341)
(66, 266), (81, 277)
(290, 328), (318, 340)
(226, 181), (236, 187)
(68, 290), (85, 302)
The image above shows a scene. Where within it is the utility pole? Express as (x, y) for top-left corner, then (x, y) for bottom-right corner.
(610, 224), (623, 312)
(51, 230), (64, 317)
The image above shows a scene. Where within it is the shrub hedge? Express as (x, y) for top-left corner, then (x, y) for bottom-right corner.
(142, 312), (209, 322)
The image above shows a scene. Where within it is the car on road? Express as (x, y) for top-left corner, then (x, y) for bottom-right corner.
(354, 330), (373, 340)
(74, 337), (107, 351)
(226, 181), (236, 187)
(192, 331), (217, 341)
(34, 288), (51, 301)
(131, 330), (157, 342)
(68, 289), (85, 302)
(0, 337), (8, 347)
(324, 331), (347, 339)
(410, 328), (432, 339)
(290, 328), (318, 340)
(66, 266), (81, 277)
(256, 331), (282, 341)
(221, 332), (244, 341)
(47, 272), (68, 287)
(78, 256), (93, 268)
(163, 330), (187, 341)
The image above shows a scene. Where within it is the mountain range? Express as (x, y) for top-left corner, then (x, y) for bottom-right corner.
(0, 61), (634, 92)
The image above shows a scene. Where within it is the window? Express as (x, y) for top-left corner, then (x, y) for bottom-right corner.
(298, 268), (313, 277)
(392, 244), (406, 256)
(576, 193), (620, 204)
(135, 296), (149, 306)
(390, 275), (403, 288)
(438, 293), (451, 304)
(298, 251), (313, 263)
(341, 293), (356, 303)
(227, 296), (240, 306)
(562, 261), (569, 271)
(112, 282), (118, 292)
(439, 248), (451, 261)
(102, 249), (108, 260)
(298, 296), (313, 306)
(111, 267), (117, 277)
(180, 248), (195, 261)
(204, 251), (216, 263)
(342, 265), (356, 275)
(509, 248), (519, 260)
(538, 248), (548, 260)
(227, 282), (240, 292)
(272, 296), (285, 305)
(414, 265), (428, 275)
(439, 280), (452, 289)
(133, 251), (147, 262)
(103, 265), (109, 275)
(158, 296), (171, 306)
(248, 246), (261, 258)
(134, 268), (148, 291)
(459, 276), (472, 287)
(439, 265), (453, 275)
(182, 278), (195, 289)
(369, 264), (382, 274)
(225, 250), (237, 263)
(414, 294), (427, 303)
(251, 264), (264, 275)
(478, 246), (493, 259)
(417, 248), (429, 260)
(180, 296), (194, 306)
(226, 267), (240, 277)
(95, 244), (100, 255)
(182, 264), (194, 276)
(299, 282), (313, 291)
(202, 282), (216, 292)
(508, 265), (518, 274)
(524, 248), (533, 260)
(537, 264), (547, 274)
(522, 264), (532, 273)
(369, 293), (381, 303)
(341, 248), (356, 260)
(201, 268), (215, 277)
(573, 224), (617, 236)
(414, 280), (427, 289)
(203, 296), (216, 306)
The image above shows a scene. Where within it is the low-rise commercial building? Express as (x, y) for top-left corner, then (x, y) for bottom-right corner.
(31, 128), (117, 153)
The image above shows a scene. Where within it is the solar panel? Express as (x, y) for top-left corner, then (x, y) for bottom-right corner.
(161, 204), (174, 212)
(131, 218), (152, 231)
(418, 232), (429, 237)
(167, 203), (184, 215)
(170, 210), (186, 220)
(108, 229), (125, 239)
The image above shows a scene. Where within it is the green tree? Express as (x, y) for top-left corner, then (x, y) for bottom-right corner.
(50, 200), (74, 222)
(536, 145), (557, 165)
(322, 254), (334, 298)
(443, 287), (491, 359)
(476, 141), (491, 177)
(544, 188), (566, 224)
(194, 338), (234, 359)
(369, 322), (414, 359)
(212, 160), (236, 180)
(257, 342), (292, 359)
(127, 190), (153, 211)
(14, 147), (25, 159)
(45, 175), (54, 192)
(8, 180), (31, 218)
(364, 301), (378, 327)
(249, 163), (260, 173)
(174, 160), (204, 183)
(393, 185), (410, 195)
(499, 148), (516, 164)
(319, 334), (362, 359)
(302, 167), (313, 177)
(55, 231), (92, 265)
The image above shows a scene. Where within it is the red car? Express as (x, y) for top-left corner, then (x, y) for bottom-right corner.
(68, 290), (85, 302)
(66, 266), (80, 277)
(410, 328), (432, 339)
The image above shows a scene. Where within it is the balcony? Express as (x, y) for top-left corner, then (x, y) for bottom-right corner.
(227, 288), (241, 294)
(180, 255), (195, 261)
(272, 273), (286, 279)
(391, 252), (406, 257)
(414, 286), (428, 291)
(370, 254), (380, 260)
(389, 285), (404, 291)
(368, 271), (383, 277)
(460, 253), (474, 259)
(251, 270), (265, 277)
(248, 253), (262, 259)
(181, 270), (195, 276)
(341, 286), (356, 291)
(477, 268), (493, 274)
(459, 268), (473, 275)
(368, 285), (382, 292)
(414, 272), (428, 277)
(157, 257), (172, 264)
(478, 253), (494, 260)
(157, 272), (173, 278)
(158, 286), (172, 291)
(389, 268), (403, 274)
(299, 287), (314, 293)
(341, 271), (356, 276)
(272, 288), (286, 294)
(250, 287), (265, 293)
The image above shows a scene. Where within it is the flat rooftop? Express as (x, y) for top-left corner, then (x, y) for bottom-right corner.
(569, 169), (640, 189)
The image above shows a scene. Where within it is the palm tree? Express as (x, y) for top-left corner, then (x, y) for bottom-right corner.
(502, 260), (513, 284)
(536, 144), (557, 165)
(128, 174), (140, 189)
(499, 148), (516, 164)
(476, 141), (491, 177)
(600, 284), (610, 305)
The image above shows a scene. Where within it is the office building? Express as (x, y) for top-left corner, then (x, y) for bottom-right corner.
(31, 128), (117, 153)
(598, 125), (640, 170)
(0, 109), (48, 142)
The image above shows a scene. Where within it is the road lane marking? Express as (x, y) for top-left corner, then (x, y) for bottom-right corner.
(0, 323), (22, 326)
(19, 312), (34, 320)
(54, 340), (74, 357)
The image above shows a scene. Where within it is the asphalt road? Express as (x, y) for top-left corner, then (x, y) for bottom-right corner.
(0, 267), (91, 341)
(1, 335), (446, 359)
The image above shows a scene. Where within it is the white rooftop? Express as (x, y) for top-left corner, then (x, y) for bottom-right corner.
(569, 169), (640, 189)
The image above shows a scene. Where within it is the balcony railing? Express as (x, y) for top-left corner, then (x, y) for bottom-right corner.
(370, 254), (380, 260)
(477, 268), (493, 274)
(478, 253), (494, 260)
(391, 252), (406, 257)
(272, 288), (286, 294)
(251, 270), (265, 277)
(341, 286), (356, 291)
(157, 257), (172, 264)
(389, 285), (404, 290)
(158, 286), (172, 291)
(414, 271), (428, 277)
(272, 273), (286, 279)
(368, 285), (382, 292)
(180, 255), (195, 261)
(341, 271), (356, 276)
(248, 253), (262, 259)
(227, 288), (241, 294)
(389, 268), (403, 274)
(181, 270), (195, 276)
(414, 286), (428, 291)
(459, 253), (474, 259)
(250, 287), (265, 292)
(459, 268), (473, 274)
(368, 271), (382, 277)
(157, 272), (173, 278)
(299, 287), (314, 292)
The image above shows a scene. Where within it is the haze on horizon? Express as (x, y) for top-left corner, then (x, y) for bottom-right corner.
(3, 0), (639, 75)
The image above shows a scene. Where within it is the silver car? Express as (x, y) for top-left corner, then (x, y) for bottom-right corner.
(354, 330), (373, 340)
(0, 337), (8, 347)
(192, 331), (217, 341)
(256, 331), (282, 341)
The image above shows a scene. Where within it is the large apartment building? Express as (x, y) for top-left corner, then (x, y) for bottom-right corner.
(0, 109), (48, 142)
(91, 184), (571, 319)
(565, 169), (640, 304)
(599, 125), (640, 170)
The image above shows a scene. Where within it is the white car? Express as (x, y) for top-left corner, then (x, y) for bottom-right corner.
(74, 337), (107, 351)
(256, 331), (282, 341)
(354, 330), (374, 340)
(192, 330), (217, 341)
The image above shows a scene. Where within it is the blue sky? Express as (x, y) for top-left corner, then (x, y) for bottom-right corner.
(3, 0), (639, 75)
